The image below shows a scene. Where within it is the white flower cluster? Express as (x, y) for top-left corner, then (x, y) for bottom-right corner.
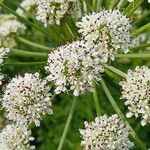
(0, 47), (10, 85)
(0, 124), (35, 150)
(120, 66), (150, 126)
(35, 0), (81, 27)
(76, 10), (132, 62)
(45, 40), (104, 96)
(80, 114), (134, 150)
(0, 15), (26, 47)
(1, 72), (53, 126)
(16, 0), (36, 17)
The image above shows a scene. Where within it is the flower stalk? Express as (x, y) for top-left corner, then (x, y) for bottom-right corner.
(93, 82), (101, 116)
(10, 48), (47, 58)
(100, 79), (147, 150)
(104, 64), (127, 78)
(57, 97), (78, 150)
(17, 37), (51, 52)
(116, 53), (150, 58)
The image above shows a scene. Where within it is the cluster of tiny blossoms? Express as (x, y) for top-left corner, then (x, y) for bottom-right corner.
(80, 114), (134, 150)
(0, 15), (26, 47)
(0, 123), (35, 150)
(35, 0), (81, 27)
(16, 0), (36, 17)
(120, 66), (150, 126)
(45, 40), (104, 96)
(76, 9), (132, 62)
(0, 47), (10, 85)
(2, 72), (53, 126)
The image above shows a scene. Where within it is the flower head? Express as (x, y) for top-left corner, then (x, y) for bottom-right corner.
(35, 0), (81, 27)
(80, 114), (134, 150)
(0, 123), (35, 150)
(0, 15), (26, 47)
(120, 66), (150, 126)
(76, 10), (132, 62)
(45, 40), (104, 96)
(2, 72), (53, 126)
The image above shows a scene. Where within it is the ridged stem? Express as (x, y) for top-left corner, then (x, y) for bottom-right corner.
(17, 37), (51, 52)
(57, 97), (78, 150)
(104, 64), (127, 78)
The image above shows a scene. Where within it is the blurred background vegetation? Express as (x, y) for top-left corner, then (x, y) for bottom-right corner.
(0, 0), (150, 149)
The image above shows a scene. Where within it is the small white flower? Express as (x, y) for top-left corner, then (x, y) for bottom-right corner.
(80, 114), (134, 150)
(45, 40), (104, 96)
(0, 15), (26, 48)
(16, 0), (36, 17)
(76, 10), (132, 62)
(35, 0), (81, 27)
(0, 123), (35, 150)
(120, 66), (150, 126)
(1, 72), (53, 126)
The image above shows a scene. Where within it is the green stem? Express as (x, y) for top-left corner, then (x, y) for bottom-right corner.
(93, 83), (101, 116)
(116, 53), (150, 58)
(5, 61), (46, 66)
(123, 1), (134, 15)
(130, 43), (150, 50)
(104, 64), (127, 78)
(17, 37), (51, 52)
(92, 0), (97, 11)
(108, 0), (119, 9)
(117, 0), (126, 9)
(127, 0), (144, 17)
(65, 23), (76, 40)
(82, 0), (88, 14)
(10, 48), (47, 58)
(96, 0), (102, 11)
(57, 97), (78, 150)
(132, 23), (150, 36)
(101, 79), (147, 150)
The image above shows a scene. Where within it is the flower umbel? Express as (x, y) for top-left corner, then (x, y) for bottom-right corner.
(35, 0), (81, 27)
(1, 72), (53, 126)
(0, 15), (26, 47)
(0, 123), (35, 150)
(80, 114), (134, 150)
(120, 66), (150, 126)
(76, 10), (132, 62)
(45, 40), (104, 96)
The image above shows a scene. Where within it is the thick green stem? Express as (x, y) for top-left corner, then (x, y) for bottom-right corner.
(104, 64), (127, 78)
(17, 37), (51, 52)
(57, 97), (78, 150)
(127, 0), (144, 17)
(93, 83), (101, 116)
(116, 53), (150, 58)
(117, 0), (126, 9)
(96, 0), (102, 11)
(92, 0), (97, 11)
(65, 23), (76, 40)
(132, 23), (150, 36)
(101, 79), (147, 150)
(10, 48), (47, 58)
(130, 43), (150, 50)
(5, 61), (46, 66)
